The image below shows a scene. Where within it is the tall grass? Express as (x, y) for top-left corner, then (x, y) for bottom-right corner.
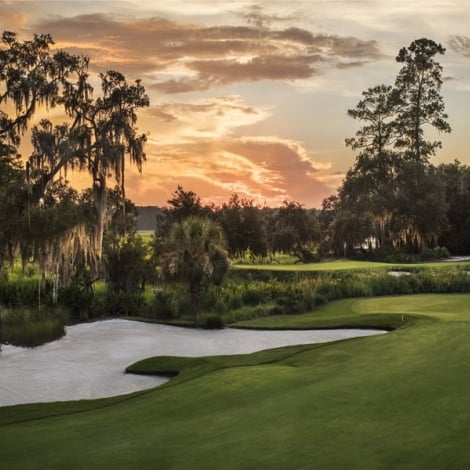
(2, 261), (470, 333)
(1, 308), (65, 348)
(146, 266), (470, 327)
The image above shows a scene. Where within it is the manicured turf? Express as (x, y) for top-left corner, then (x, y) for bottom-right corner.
(233, 258), (470, 271)
(2, 294), (470, 468)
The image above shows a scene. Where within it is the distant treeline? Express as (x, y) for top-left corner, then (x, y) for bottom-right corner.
(136, 206), (162, 231)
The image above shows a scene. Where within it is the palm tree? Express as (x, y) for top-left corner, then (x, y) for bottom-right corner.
(161, 217), (230, 327)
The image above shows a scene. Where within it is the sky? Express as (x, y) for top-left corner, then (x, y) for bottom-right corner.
(1, 0), (470, 208)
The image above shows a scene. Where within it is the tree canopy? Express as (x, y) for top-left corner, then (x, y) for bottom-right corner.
(332, 37), (452, 255)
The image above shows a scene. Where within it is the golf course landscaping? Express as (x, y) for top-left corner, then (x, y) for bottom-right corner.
(2, 291), (470, 469)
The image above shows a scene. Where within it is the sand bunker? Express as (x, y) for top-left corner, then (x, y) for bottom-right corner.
(0, 320), (384, 407)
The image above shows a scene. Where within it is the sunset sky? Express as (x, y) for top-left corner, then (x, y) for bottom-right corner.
(2, 0), (470, 208)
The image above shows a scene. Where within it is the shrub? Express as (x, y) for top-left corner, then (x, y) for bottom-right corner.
(152, 286), (176, 319)
(105, 291), (145, 317)
(201, 314), (225, 329)
(241, 283), (268, 305)
(0, 275), (41, 308)
(58, 285), (94, 321)
(422, 246), (450, 260)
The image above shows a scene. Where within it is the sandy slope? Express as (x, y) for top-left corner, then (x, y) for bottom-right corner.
(0, 320), (383, 406)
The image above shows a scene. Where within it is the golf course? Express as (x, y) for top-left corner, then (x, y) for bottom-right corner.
(3, 7), (470, 468)
(2, 290), (470, 469)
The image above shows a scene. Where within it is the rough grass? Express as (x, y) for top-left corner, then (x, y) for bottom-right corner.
(1, 308), (66, 347)
(2, 294), (470, 468)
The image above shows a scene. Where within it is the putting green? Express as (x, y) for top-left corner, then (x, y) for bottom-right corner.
(2, 293), (470, 469)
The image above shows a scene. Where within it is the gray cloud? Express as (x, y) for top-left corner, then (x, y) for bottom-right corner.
(448, 35), (470, 58)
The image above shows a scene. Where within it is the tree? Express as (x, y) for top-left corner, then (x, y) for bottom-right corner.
(0, 31), (80, 150)
(344, 85), (404, 252)
(271, 201), (320, 262)
(345, 84), (399, 162)
(103, 187), (156, 314)
(160, 217), (230, 327)
(436, 161), (470, 254)
(318, 195), (340, 256)
(394, 38), (451, 163)
(1, 31), (149, 285)
(393, 162), (447, 252)
(166, 185), (206, 222)
(19, 180), (93, 305)
(336, 38), (452, 256)
(218, 194), (267, 259)
(0, 154), (26, 267)
(105, 234), (155, 316)
(0, 31), (85, 272)
(154, 186), (211, 262)
(63, 70), (149, 271)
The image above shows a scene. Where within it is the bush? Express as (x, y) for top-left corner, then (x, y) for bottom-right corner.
(0, 275), (41, 308)
(422, 246), (450, 260)
(152, 286), (176, 319)
(105, 291), (145, 317)
(58, 285), (94, 321)
(201, 314), (225, 329)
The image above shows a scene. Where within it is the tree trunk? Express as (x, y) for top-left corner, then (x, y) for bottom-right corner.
(0, 307), (3, 351)
(190, 281), (201, 328)
(93, 174), (107, 275)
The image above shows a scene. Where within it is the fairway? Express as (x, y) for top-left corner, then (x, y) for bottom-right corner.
(351, 293), (470, 320)
(2, 294), (470, 468)
(232, 258), (470, 271)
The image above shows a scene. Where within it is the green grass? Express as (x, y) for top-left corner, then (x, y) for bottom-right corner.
(232, 258), (470, 271)
(136, 230), (154, 244)
(233, 293), (470, 329)
(3, 294), (470, 468)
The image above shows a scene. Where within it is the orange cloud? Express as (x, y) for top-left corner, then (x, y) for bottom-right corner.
(1, 7), (353, 208)
(144, 96), (268, 143)
(123, 135), (334, 208)
(32, 13), (382, 92)
(0, 4), (28, 30)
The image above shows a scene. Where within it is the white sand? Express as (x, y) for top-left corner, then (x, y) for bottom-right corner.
(0, 320), (384, 407)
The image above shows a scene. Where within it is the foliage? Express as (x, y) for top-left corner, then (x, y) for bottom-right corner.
(328, 37), (451, 256)
(217, 194), (268, 259)
(437, 161), (470, 254)
(0, 31), (76, 147)
(160, 216), (230, 326)
(154, 186), (213, 260)
(58, 284), (94, 321)
(104, 230), (156, 316)
(1, 307), (65, 347)
(0, 272), (40, 307)
(149, 262), (470, 325)
(1, 30), (149, 292)
(0, 154), (26, 267)
(394, 38), (451, 162)
(270, 201), (320, 261)
(201, 313), (225, 329)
